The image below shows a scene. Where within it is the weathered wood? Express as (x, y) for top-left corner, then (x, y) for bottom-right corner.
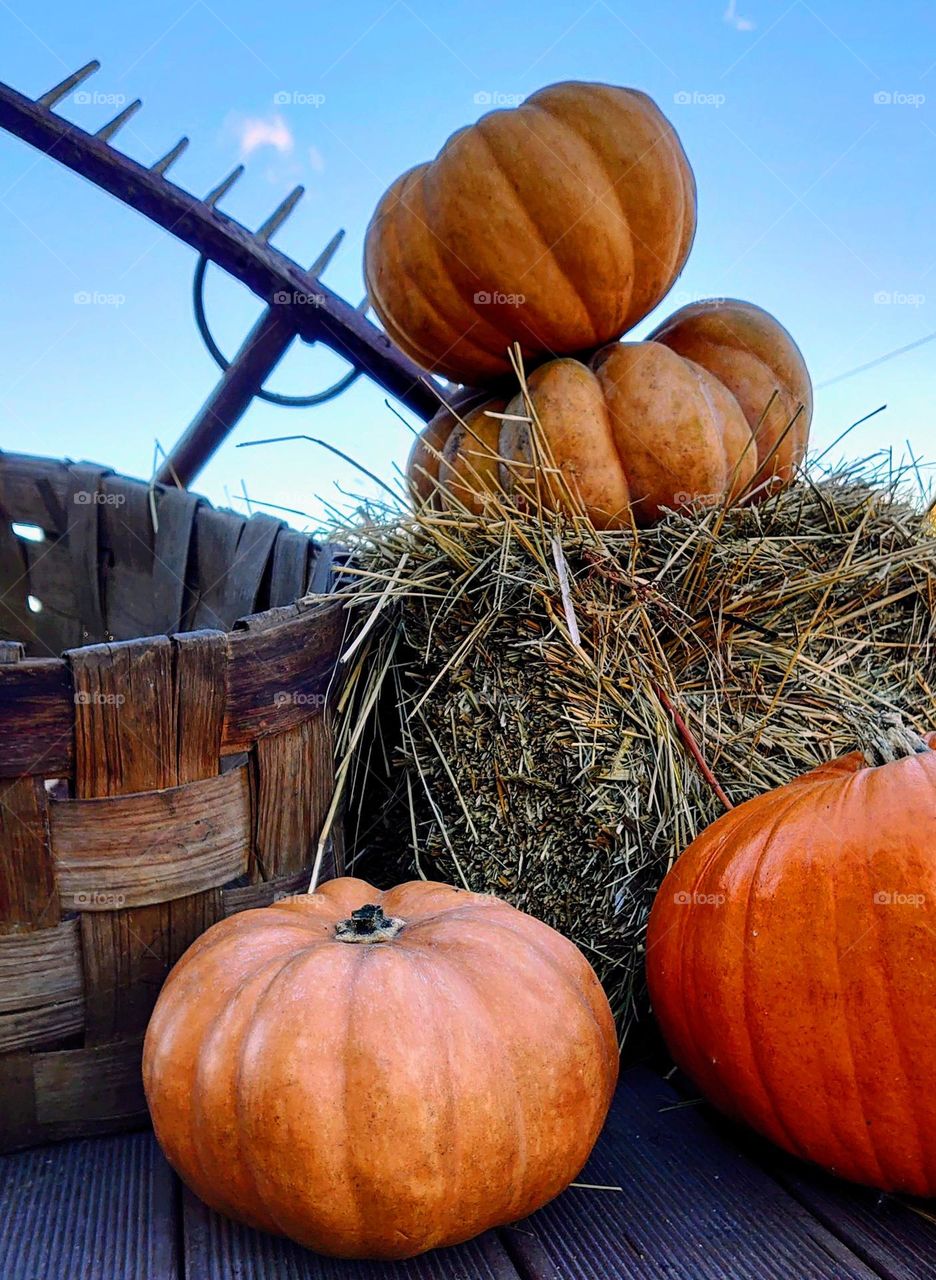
(0, 774), (58, 930)
(223, 601), (345, 749)
(254, 717), (338, 880)
(182, 1187), (522, 1280)
(0, 1130), (177, 1275)
(0, 657), (73, 778)
(222, 867), (312, 914)
(173, 629), (228, 782)
(515, 1068), (881, 1279)
(51, 769), (251, 909)
(0, 917), (82, 1013)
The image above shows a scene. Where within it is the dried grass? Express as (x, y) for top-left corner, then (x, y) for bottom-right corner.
(325, 427), (936, 1041)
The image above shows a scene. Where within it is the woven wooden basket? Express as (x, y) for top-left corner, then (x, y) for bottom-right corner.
(0, 452), (345, 1152)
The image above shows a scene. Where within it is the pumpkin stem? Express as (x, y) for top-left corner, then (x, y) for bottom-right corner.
(335, 903), (405, 943)
(862, 712), (930, 767)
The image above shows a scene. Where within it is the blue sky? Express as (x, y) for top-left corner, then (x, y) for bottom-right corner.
(1, 0), (934, 529)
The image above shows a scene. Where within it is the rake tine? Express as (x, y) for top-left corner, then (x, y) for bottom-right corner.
(151, 136), (189, 175)
(308, 228), (345, 277)
(96, 98), (142, 141)
(38, 60), (100, 108)
(255, 185), (304, 241)
(204, 164), (245, 206)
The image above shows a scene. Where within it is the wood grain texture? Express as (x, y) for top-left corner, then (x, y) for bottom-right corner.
(182, 1188), (522, 1280)
(514, 1068), (882, 1279)
(0, 917), (82, 1013)
(51, 768), (250, 909)
(223, 600), (345, 749)
(254, 717), (339, 880)
(0, 1130), (177, 1277)
(0, 657), (73, 778)
(0, 774), (58, 930)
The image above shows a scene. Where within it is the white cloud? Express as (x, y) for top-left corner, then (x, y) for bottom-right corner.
(307, 144), (325, 173)
(236, 114), (294, 156)
(723, 0), (756, 31)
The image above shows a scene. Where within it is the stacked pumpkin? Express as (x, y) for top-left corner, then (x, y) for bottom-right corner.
(365, 81), (813, 527)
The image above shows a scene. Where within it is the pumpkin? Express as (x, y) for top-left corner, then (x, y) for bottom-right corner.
(646, 717), (936, 1195)
(143, 876), (618, 1259)
(365, 81), (696, 383)
(408, 299), (812, 527)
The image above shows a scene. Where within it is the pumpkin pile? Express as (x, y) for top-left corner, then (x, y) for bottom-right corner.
(365, 80), (813, 527)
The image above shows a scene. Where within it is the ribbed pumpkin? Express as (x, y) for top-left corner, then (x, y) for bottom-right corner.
(143, 876), (618, 1260)
(408, 299), (812, 527)
(365, 81), (696, 383)
(646, 718), (936, 1195)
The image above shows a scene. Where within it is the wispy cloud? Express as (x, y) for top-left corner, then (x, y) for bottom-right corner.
(723, 0), (756, 31)
(234, 113), (294, 156)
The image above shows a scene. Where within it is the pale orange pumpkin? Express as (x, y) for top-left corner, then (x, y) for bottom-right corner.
(366, 81), (696, 383)
(143, 876), (618, 1260)
(408, 300), (812, 527)
(646, 718), (936, 1195)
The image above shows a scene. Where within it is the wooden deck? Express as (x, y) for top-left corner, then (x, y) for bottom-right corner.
(2, 1065), (934, 1279)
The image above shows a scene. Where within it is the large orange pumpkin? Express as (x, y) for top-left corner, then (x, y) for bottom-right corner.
(408, 299), (812, 527)
(365, 81), (696, 382)
(646, 719), (936, 1195)
(143, 876), (618, 1259)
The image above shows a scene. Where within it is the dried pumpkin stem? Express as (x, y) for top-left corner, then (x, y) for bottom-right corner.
(335, 903), (405, 943)
(862, 712), (930, 767)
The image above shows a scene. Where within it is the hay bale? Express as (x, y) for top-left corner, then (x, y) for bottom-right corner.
(330, 463), (936, 1038)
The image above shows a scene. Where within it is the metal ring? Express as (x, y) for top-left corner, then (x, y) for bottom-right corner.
(192, 256), (362, 407)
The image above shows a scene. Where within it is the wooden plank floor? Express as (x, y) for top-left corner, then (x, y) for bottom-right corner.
(2, 1066), (935, 1279)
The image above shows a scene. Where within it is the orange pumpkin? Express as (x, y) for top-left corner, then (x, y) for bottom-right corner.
(365, 81), (696, 382)
(408, 299), (811, 527)
(143, 876), (618, 1259)
(646, 720), (936, 1195)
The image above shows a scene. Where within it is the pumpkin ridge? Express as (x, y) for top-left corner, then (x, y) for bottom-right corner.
(825, 779), (904, 1188)
(855, 757), (936, 1189)
(473, 118), (602, 344)
(467, 912), (614, 1062)
(511, 101), (634, 336)
(734, 789), (819, 1158)
(674, 793), (796, 1121)
(190, 948), (300, 1230)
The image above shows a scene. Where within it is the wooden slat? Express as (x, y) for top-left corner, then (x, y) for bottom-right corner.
(223, 601), (345, 749)
(0, 657), (73, 777)
(152, 487), (202, 634)
(173, 629), (227, 783)
(222, 867), (311, 914)
(512, 1068), (882, 1279)
(764, 1153), (936, 1280)
(98, 475), (158, 641)
(0, 773), (58, 930)
(0, 917), (81, 1011)
(0, 1131), (177, 1276)
(218, 514), (283, 622)
(182, 1187), (521, 1280)
(269, 527), (313, 605)
(51, 769), (251, 909)
(0, 998), (85, 1053)
(69, 637), (176, 796)
(187, 508), (249, 632)
(254, 716), (338, 880)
